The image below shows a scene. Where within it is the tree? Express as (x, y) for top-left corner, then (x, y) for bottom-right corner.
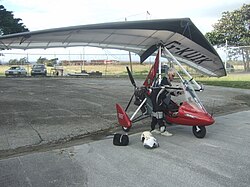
(36, 57), (48, 64)
(19, 57), (29, 65)
(8, 57), (29, 65)
(8, 59), (19, 65)
(205, 4), (250, 71)
(46, 58), (58, 67)
(0, 5), (29, 35)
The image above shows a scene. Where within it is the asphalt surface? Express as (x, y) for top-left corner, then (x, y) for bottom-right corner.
(1, 77), (250, 159)
(0, 77), (250, 186)
(0, 77), (132, 157)
(0, 110), (250, 187)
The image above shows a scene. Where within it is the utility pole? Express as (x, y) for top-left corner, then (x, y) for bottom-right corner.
(225, 40), (228, 72)
(125, 17), (133, 73)
(129, 51), (132, 72)
(26, 53), (29, 76)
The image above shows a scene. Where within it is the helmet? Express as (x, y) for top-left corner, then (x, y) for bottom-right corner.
(143, 136), (159, 149)
(141, 131), (159, 149)
(140, 131), (153, 142)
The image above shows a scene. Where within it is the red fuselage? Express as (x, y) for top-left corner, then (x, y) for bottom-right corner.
(166, 101), (214, 126)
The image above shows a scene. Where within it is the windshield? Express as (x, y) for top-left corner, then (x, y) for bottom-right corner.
(181, 79), (207, 112)
(33, 65), (45, 69)
(10, 66), (20, 70)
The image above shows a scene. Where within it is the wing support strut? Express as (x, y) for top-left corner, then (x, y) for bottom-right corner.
(130, 98), (147, 121)
(162, 45), (203, 91)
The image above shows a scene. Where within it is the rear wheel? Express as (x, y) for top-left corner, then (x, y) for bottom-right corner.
(192, 126), (206, 138)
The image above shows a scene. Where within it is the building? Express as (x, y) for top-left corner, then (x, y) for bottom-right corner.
(60, 60), (87, 66)
(90, 59), (119, 65)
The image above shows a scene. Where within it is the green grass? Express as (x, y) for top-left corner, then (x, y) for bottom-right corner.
(198, 81), (250, 89)
(1, 64), (250, 89)
(196, 73), (250, 89)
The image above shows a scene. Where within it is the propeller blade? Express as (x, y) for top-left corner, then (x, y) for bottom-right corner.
(126, 66), (137, 88)
(125, 93), (134, 112)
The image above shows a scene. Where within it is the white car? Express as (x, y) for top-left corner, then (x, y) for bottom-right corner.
(5, 66), (27, 77)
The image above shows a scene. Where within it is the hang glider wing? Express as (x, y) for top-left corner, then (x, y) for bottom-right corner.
(0, 18), (226, 77)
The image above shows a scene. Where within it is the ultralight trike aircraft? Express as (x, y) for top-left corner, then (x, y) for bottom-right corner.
(116, 44), (218, 138)
(0, 18), (226, 138)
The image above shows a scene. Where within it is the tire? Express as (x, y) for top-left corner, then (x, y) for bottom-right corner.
(192, 126), (206, 138)
(122, 126), (131, 132)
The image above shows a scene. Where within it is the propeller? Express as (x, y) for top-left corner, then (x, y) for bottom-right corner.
(125, 66), (147, 115)
(125, 66), (138, 111)
(126, 66), (137, 88)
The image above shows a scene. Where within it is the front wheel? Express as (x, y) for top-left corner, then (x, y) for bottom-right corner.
(122, 126), (131, 132)
(192, 126), (206, 138)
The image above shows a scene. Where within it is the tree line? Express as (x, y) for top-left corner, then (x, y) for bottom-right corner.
(5, 56), (58, 66)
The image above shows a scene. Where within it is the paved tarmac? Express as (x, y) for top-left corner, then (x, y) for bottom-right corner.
(0, 110), (249, 187)
(0, 77), (250, 161)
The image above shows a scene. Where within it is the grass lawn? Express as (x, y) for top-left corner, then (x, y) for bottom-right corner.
(1, 64), (250, 89)
(195, 73), (250, 89)
(0, 64), (152, 76)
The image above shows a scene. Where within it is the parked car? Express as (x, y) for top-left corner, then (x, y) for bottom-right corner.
(31, 64), (47, 76)
(226, 63), (235, 73)
(161, 64), (170, 74)
(5, 66), (27, 77)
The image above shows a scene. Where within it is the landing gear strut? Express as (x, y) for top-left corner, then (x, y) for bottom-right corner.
(122, 126), (131, 132)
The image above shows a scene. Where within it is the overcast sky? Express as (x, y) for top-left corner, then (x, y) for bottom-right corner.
(1, 0), (249, 62)
(2, 0), (249, 33)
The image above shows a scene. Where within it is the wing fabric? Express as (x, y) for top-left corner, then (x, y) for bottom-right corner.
(0, 18), (226, 77)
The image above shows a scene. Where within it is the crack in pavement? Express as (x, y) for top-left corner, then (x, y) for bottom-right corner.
(28, 122), (44, 144)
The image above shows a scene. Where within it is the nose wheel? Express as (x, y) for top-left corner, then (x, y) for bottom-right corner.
(192, 126), (206, 138)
